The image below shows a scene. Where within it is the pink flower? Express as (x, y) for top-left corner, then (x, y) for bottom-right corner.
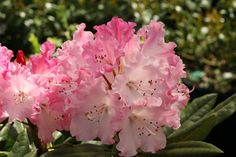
(112, 59), (168, 105)
(110, 19), (189, 156)
(94, 17), (136, 49)
(82, 17), (136, 77)
(0, 103), (8, 123)
(57, 23), (93, 82)
(70, 77), (121, 144)
(31, 91), (71, 143)
(116, 101), (167, 157)
(0, 63), (42, 121)
(0, 17), (190, 157)
(28, 41), (62, 91)
(29, 41), (57, 74)
(138, 20), (176, 57)
(0, 44), (13, 74)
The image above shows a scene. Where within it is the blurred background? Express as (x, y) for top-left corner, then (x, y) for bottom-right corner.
(0, 0), (235, 156)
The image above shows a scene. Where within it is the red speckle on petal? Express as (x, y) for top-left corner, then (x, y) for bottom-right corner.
(16, 50), (26, 65)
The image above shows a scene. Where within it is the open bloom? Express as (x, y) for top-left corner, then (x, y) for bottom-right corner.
(70, 77), (121, 144)
(0, 17), (189, 157)
(31, 91), (71, 143)
(82, 17), (136, 77)
(0, 63), (42, 121)
(0, 44), (13, 75)
(116, 101), (166, 157)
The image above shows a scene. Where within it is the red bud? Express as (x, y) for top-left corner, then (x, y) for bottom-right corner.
(16, 50), (26, 65)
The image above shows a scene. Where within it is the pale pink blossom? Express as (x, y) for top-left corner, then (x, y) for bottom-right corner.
(0, 63), (42, 121)
(112, 60), (170, 105)
(70, 78), (121, 144)
(116, 101), (167, 157)
(138, 20), (176, 57)
(57, 23), (93, 82)
(31, 91), (71, 143)
(0, 44), (13, 75)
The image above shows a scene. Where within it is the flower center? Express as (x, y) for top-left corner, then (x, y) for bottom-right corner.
(130, 113), (160, 137)
(95, 54), (108, 64)
(13, 90), (26, 104)
(85, 104), (108, 123)
(41, 104), (65, 121)
(126, 79), (158, 97)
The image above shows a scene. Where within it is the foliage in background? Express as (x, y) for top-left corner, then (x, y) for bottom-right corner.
(0, 0), (236, 93)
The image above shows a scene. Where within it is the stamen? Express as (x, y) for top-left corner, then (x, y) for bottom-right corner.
(130, 113), (160, 137)
(40, 104), (65, 121)
(126, 79), (158, 97)
(102, 75), (112, 90)
(112, 69), (116, 78)
(13, 90), (26, 105)
(85, 104), (107, 123)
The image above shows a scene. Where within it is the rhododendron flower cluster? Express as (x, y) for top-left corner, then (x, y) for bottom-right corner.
(0, 17), (189, 157)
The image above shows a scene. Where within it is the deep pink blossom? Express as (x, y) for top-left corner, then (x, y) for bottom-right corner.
(82, 17), (136, 77)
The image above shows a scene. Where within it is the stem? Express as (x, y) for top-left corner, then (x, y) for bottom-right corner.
(102, 74), (112, 90)
(27, 119), (47, 156)
(17, 120), (29, 126)
(112, 70), (116, 78)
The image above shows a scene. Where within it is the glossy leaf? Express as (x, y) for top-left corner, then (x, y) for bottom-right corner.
(8, 125), (37, 157)
(167, 94), (217, 140)
(40, 144), (116, 157)
(168, 93), (236, 143)
(206, 93), (236, 125)
(0, 123), (18, 151)
(180, 94), (217, 123)
(24, 149), (37, 157)
(138, 141), (223, 157)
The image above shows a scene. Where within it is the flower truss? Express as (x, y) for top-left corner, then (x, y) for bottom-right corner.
(0, 17), (190, 157)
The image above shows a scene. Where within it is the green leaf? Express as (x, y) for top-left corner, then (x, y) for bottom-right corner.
(28, 33), (40, 53)
(47, 37), (62, 48)
(0, 123), (18, 151)
(168, 93), (236, 143)
(52, 131), (77, 145)
(9, 131), (29, 156)
(8, 127), (36, 157)
(0, 151), (9, 157)
(168, 115), (217, 143)
(24, 149), (37, 157)
(180, 94), (217, 123)
(206, 93), (236, 125)
(40, 144), (116, 157)
(138, 141), (223, 157)
(167, 94), (217, 141)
